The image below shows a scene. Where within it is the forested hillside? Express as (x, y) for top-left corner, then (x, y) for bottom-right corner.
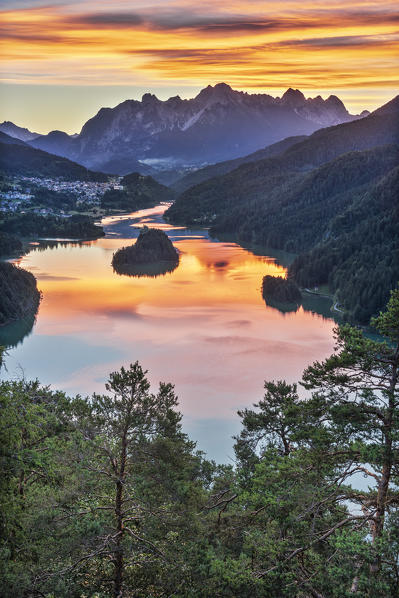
(1, 290), (399, 597)
(0, 232), (22, 258)
(0, 136), (108, 181)
(0, 261), (40, 325)
(290, 165), (399, 322)
(166, 99), (399, 322)
(211, 145), (399, 251)
(172, 135), (307, 193)
(0, 213), (105, 239)
(101, 172), (174, 211)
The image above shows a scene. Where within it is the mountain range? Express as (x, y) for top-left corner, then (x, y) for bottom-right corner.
(0, 84), (367, 176)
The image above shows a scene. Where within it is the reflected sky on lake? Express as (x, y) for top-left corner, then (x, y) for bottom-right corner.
(2, 205), (336, 461)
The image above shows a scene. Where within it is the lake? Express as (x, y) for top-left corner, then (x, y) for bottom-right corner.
(1, 205), (336, 462)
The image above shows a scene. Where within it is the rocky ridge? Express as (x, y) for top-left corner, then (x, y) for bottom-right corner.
(22, 84), (366, 174)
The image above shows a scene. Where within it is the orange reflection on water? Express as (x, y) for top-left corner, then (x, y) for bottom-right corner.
(25, 236), (286, 317)
(8, 207), (335, 440)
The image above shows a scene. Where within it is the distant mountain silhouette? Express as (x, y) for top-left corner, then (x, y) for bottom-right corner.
(21, 84), (364, 175)
(0, 121), (40, 142)
(0, 135), (107, 180)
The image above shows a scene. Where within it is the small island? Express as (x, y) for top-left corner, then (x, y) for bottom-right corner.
(112, 227), (179, 277)
(262, 275), (302, 312)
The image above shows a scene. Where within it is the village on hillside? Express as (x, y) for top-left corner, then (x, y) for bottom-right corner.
(0, 175), (123, 216)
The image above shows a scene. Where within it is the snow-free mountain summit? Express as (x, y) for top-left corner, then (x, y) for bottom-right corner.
(12, 84), (367, 175)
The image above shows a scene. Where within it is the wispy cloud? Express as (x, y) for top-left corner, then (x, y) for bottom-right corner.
(66, 11), (320, 33)
(1, 0), (398, 112)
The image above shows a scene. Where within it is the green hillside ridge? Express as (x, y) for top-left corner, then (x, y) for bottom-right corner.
(172, 135), (307, 193)
(211, 144), (399, 251)
(0, 261), (40, 326)
(0, 213), (105, 240)
(0, 136), (107, 181)
(101, 172), (175, 212)
(165, 99), (399, 323)
(0, 131), (27, 146)
(289, 165), (399, 323)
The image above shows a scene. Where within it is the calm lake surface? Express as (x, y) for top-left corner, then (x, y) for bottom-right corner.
(2, 205), (336, 461)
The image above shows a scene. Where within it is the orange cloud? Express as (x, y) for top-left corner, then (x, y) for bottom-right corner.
(1, 1), (398, 113)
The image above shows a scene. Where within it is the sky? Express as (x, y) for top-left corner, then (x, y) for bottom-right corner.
(1, 0), (398, 134)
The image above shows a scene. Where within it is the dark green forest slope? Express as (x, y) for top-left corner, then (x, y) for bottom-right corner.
(211, 145), (399, 251)
(1, 290), (399, 597)
(0, 261), (40, 325)
(166, 98), (399, 322)
(101, 171), (174, 211)
(172, 135), (307, 193)
(0, 232), (22, 258)
(0, 135), (107, 181)
(290, 165), (399, 322)
(0, 213), (105, 240)
(0, 229), (40, 327)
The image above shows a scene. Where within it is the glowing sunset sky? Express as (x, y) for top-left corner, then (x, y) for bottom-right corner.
(1, 0), (398, 133)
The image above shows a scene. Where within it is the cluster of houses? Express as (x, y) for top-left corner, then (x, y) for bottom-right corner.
(0, 189), (33, 212)
(0, 175), (123, 215)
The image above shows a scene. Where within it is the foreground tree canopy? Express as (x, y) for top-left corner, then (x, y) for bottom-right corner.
(1, 287), (398, 597)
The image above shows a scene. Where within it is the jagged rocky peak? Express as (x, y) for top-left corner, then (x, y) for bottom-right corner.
(195, 82), (237, 106)
(213, 82), (234, 94)
(310, 95), (325, 105)
(0, 120), (40, 142)
(165, 95), (184, 108)
(281, 88), (306, 107)
(326, 94), (344, 105)
(142, 92), (160, 104)
(325, 94), (347, 113)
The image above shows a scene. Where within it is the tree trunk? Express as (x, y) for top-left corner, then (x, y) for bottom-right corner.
(370, 361), (397, 577)
(114, 427), (128, 598)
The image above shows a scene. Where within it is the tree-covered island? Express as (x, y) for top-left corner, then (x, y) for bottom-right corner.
(112, 227), (179, 277)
